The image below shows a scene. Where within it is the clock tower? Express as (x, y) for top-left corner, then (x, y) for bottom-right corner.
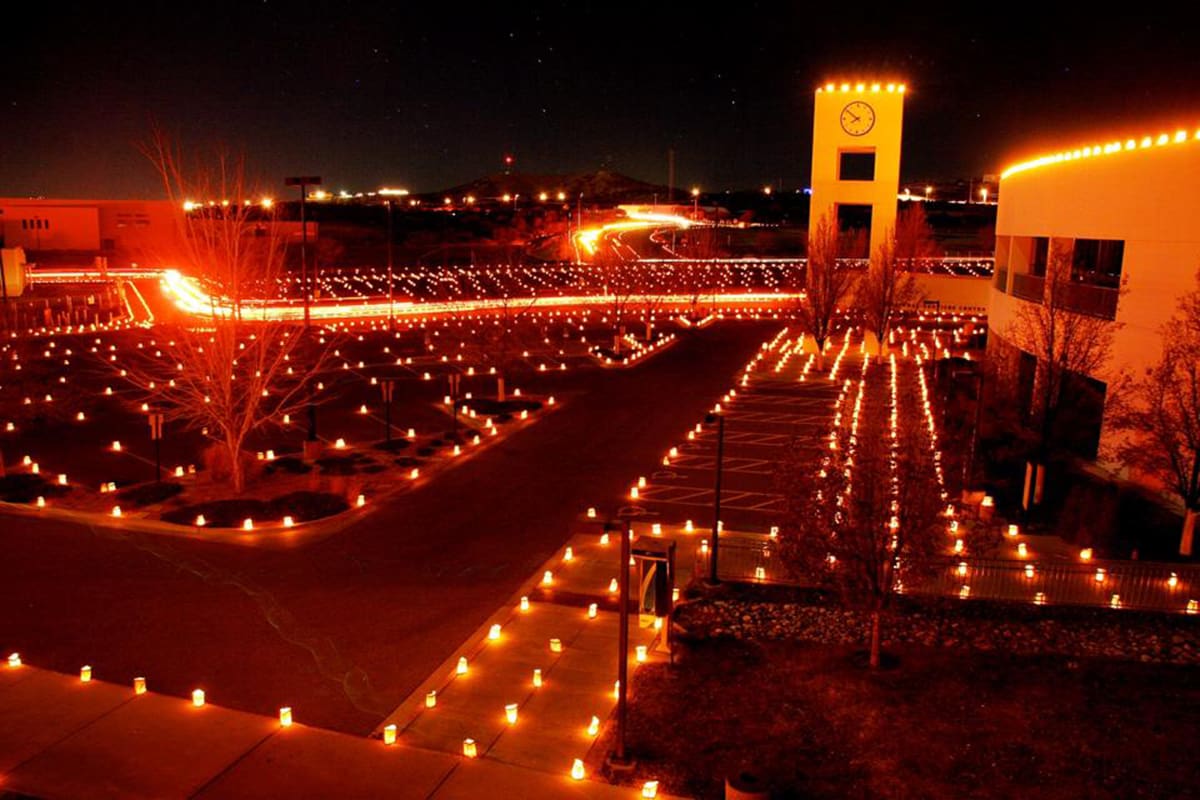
(810, 81), (906, 258)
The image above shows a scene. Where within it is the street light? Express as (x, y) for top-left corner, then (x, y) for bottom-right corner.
(385, 199), (394, 328)
(284, 175), (321, 446)
(707, 410), (725, 585)
(691, 187), (700, 220)
(925, 185), (933, 201)
(980, 187), (989, 204)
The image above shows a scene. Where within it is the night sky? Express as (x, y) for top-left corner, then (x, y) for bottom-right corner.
(4, 4), (1199, 198)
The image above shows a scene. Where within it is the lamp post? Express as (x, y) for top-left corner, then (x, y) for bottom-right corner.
(608, 518), (634, 770)
(284, 175), (322, 446)
(708, 411), (725, 585)
(691, 187), (700, 220)
(385, 199), (395, 329)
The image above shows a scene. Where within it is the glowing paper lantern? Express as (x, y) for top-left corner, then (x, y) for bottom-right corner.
(462, 738), (477, 758)
(192, 689), (206, 707)
(133, 676), (147, 694)
(642, 781), (660, 798)
(588, 603), (598, 619)
(7, 653), (20, 668)
(488, 623), (501, 640)
(279, 707), (293, 727)
(635, 645), (647, 662)
(80, 665), (92, 682)
(520, 596), (530, 612)
(383, 724), (397, 745)
(505, 703), (518, 724)
(549, 638), (563, 653)
(542, 570), (554, 586)
(570, 759), (585, 780)
(532, 668), (542, 688)
(456, 656), (468, 675)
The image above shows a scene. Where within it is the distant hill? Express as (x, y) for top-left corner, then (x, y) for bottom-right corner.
(428, 170), (674, 204)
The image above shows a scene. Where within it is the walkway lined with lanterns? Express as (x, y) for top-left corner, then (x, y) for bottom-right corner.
(0, 658), (681, 798)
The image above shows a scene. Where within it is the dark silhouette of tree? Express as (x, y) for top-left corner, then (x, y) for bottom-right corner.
(121, 131), (335, 492)
(777, 357), (947, 668)
(798, 212), (852, 365)
(1110, 271), (1200, 555)
(1002, 241), (1119, 509)
(858, 227), (922, 355)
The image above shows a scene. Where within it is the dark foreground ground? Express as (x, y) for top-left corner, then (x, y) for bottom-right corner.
(0, 320), (778, 734)
(598, 639), (1200, 799)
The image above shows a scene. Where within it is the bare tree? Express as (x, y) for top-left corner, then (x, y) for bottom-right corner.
(1004, 242), (1119, 509)
(1111, 272), (1200, 555)
(591, 246), (639, 354)
(120, 325), (329, 492)
(119, 132), (334, 492)
(798, 212), (852, 365)
(777, 358), (946, 668)
(474, 293), (538, 401)
(141, 129), (285, 318)
(857, 228), (922, 355)
(893, 203), (940, 268)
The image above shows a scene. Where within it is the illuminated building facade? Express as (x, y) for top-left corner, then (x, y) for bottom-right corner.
(989, 126), (1200, 468)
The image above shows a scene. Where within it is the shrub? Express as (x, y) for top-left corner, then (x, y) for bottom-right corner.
(316, 456), (360, 475)
(162, 491), (349, 527)
(372, 439), (411, 452)
(0, 474), (70, 504)
(263, 456), (311, 475)
(115, 482), (184, 508)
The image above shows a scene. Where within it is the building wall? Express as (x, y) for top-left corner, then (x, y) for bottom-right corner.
(988, 135), (1200, 461)
(0, 199), (182, 265)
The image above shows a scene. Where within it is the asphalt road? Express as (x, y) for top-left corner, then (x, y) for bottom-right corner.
(0, 320), (779, 734)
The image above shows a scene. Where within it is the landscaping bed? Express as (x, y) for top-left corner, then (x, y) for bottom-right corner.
(673, 583), (1200, 664)
(0, 473), (71, 504)
(160, 491), (349, 527)
(594, 639), (1200, 799)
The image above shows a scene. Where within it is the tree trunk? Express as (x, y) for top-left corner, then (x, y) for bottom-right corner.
(230, 447), (245, 494)
(1181, 508), (1197, 557)
(496, 374), (506, 403)
(645, 320), (652, 341)
(869, 608), (882, 669)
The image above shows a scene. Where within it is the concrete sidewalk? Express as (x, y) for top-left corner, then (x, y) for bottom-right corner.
(0, 524), (695, 798)
(0, 662), (674, 799)
(378, 525), (685, 770)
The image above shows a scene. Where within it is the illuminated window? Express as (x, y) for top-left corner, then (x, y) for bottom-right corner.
(1071, 239), (1124, 288)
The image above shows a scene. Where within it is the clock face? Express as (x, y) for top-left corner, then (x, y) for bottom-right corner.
(840, 101), (876, 136)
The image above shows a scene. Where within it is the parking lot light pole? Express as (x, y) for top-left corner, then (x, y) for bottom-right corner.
(608, 519), (634, 770)
(285, 176), (321, 445)
(708, 411), (725, 585)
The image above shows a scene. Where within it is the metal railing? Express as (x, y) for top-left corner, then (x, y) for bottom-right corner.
(697, 538), (1200, 614)
(1059, 282), (1119, 320)
(1010, 273), (1045, 302)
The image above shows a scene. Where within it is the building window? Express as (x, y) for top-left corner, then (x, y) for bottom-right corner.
(1071, 239), (1124, 288)
(1030, 237), (1049, 277)
(835, 204), (872, 258)
(838, 150), (876, 182)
